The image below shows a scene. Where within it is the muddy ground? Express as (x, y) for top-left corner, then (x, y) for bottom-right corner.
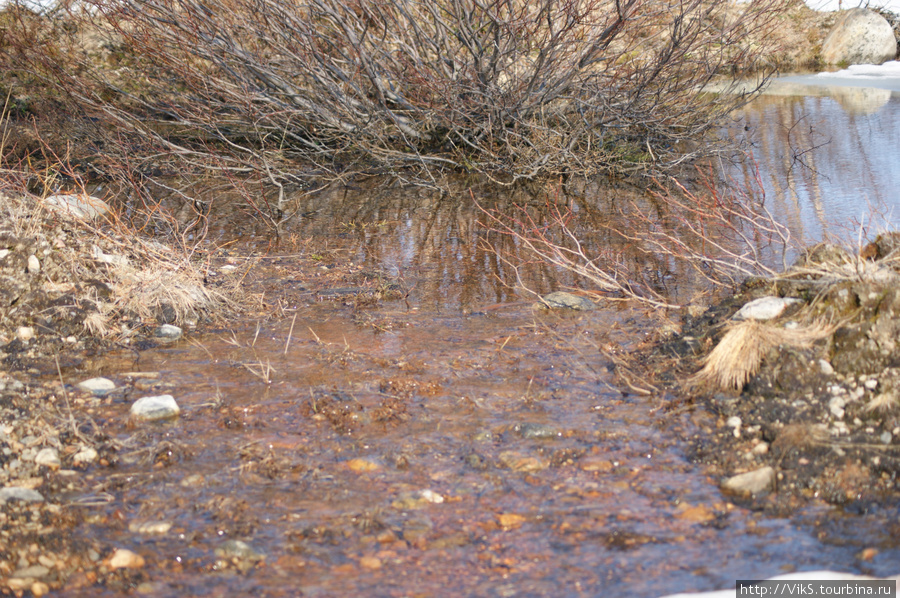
(651, 239), (900, 518)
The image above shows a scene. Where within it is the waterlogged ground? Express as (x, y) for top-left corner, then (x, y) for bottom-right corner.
(23, 181), (895, 598)
(69, 281), (877, 597)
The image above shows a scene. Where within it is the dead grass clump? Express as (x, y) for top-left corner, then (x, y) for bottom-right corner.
(865, 392), (899, 414)
(689, 319), (834, 391)
(0, 188), (236, 345)
(103, 251), (231, 327)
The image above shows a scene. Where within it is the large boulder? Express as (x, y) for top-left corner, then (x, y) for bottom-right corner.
(822, 8), (897, 66)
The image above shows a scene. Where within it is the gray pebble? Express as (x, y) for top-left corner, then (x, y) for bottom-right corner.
(131, 395), (180, 421)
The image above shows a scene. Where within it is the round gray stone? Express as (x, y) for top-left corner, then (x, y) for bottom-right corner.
(822, 8), (897, 66)
(534, 291), (595, 311)
(131, 395), (180, 421)
(76, 377), (117, 396)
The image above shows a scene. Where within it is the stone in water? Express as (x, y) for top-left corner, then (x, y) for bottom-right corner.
(131, 395), (180, 421)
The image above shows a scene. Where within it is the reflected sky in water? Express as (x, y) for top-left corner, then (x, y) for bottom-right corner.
(725, 71), (900, 244)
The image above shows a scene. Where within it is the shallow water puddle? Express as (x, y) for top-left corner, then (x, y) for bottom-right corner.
(67, 286), (877, 597)
(56, 174), (898, 596)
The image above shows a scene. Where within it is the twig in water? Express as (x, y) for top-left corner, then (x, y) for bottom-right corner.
(284, 313), (297, 355)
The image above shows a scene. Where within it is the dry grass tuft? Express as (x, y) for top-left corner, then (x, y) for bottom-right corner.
(106, 254), (230, 325)
(689, 319), (834, 391)
(0, 188), (236, 341)
(865, 392), (898, 414)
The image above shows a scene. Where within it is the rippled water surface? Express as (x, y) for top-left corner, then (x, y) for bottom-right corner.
(64, 83), (900, 597)
(724, 73), (900, 243)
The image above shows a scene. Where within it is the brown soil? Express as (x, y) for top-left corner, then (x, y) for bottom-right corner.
(651, 239), (900, 516)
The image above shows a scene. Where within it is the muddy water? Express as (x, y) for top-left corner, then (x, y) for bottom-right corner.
(63, 174), (900, 598)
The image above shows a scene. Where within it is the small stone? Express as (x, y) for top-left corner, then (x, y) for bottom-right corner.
(498, 451), (547, 472)
(359, 556), (382, 570)
(752, 442), (770, 456)
(34, 448), (60, 470)
(516, 422), (559, 439)
(880, 431), (892, 445)
(180, 474), (206, 487)
(30, 582), (49, 597)
(819, 359), (835, 376)
(215, 540), (264, 562)
(76, 377), (116, 396)
(12, 565), (50, 579)
(27, 255), (40, 274)
(676, 504), (716, 523)
(393, 489), (445, 510)
(497, 513), (527, 529)
(44, 193), (112, 220)
(109, 548), (145, 569)
(829, 396), (846, 419)
(858, 547), (879, 561)
(7, 578), (29, 592)
(865, 379), (879, 390)
(0, 487), (44, 504)
(534, 291), (595, 311)
(91, 246), (129, 267)
(73, 447), (99, 466)
(346, 458), (382, 472)
(580, 457), (614, 472)
(419, 489), (444, 504)
(155, 324), (183, 340)
(0, 249), (8, 260)
(722, 466), (776, 495)
(128, 521), (173, 535)
(726, 416), (742, 429)
(464, 453), (487, 470)
(16, 326), (35, 342)
(220, 264), (238, 273)
(130, 395), (180, 421)
(734, 296), (801, 321)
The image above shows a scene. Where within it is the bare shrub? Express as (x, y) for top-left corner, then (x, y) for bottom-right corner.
(7, 0), (790, 197)
(481, 166), (793, 310)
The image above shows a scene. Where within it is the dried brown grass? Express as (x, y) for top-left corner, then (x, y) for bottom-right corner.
(689, 319), (834, 391)
(0, 188), (235, 338)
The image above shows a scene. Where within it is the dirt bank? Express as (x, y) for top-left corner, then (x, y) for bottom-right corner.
(653, 238), (900, 517)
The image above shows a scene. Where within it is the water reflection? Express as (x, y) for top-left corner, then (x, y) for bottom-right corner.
(263, 178), (713, 310)
(724, 84), (900, 243)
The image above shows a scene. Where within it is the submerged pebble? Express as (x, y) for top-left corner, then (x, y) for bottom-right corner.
(498, 451), (547, 472)
(346, 457), (382, 472)
(76, 377), (116, 396)
(131, 395), (181, 421)
(129, 521), (173, 535)
(108, 548), (145, 570)
(533, 291), (595, 311)
(215, 540), (265, 563)
(155, 324), (183, 340)
(516, 422), (559, 439)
